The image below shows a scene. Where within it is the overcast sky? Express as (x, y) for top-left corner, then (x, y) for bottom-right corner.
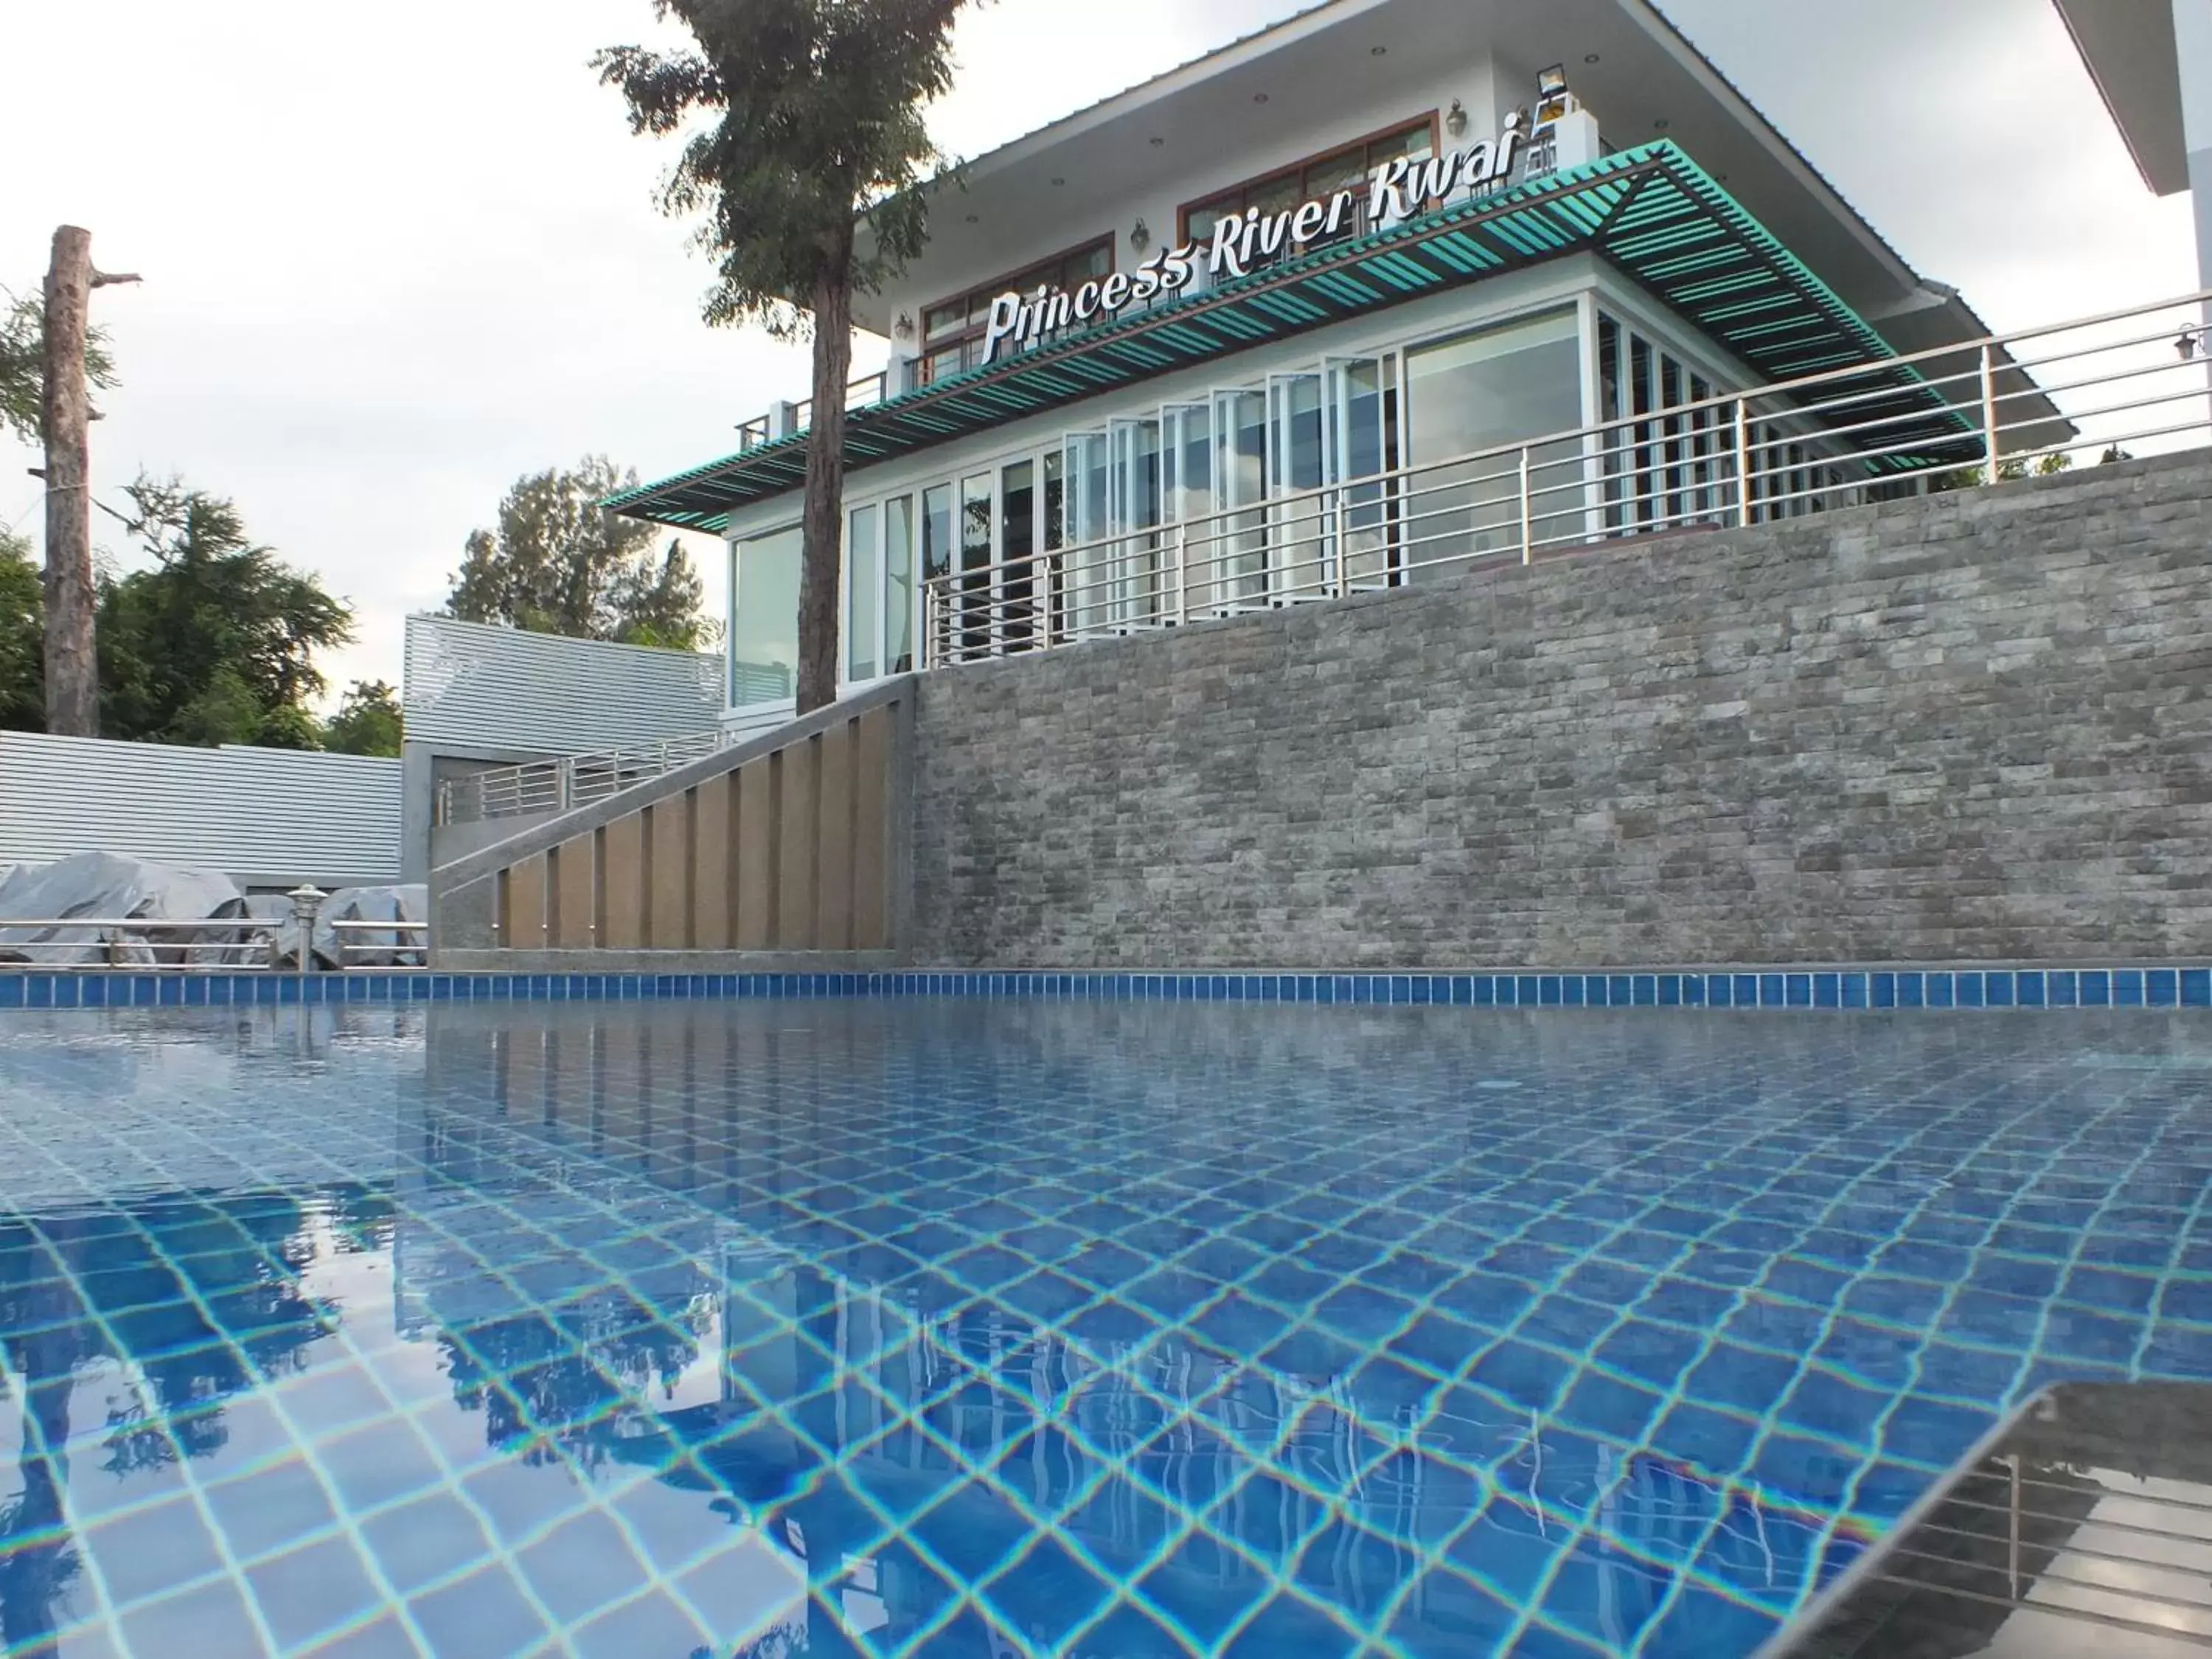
(1, 0), (2197, 704)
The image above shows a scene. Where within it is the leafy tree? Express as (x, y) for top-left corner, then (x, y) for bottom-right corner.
(323, 679), (403, 757)
(444, 458), (719, 650)
(97, 476), (355, 748)
(0, 530), (39, 732)
(594, 0), (974, 712)
(0, 285), (119, 445)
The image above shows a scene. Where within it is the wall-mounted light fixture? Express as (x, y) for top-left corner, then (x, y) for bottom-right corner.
(1535, 64), (1571, 127)
(2181, 327), (2205, 362)
(1130, 218), (1152, 254)
(1445, 98), (1468, 139)
(894, 312), (915, 341)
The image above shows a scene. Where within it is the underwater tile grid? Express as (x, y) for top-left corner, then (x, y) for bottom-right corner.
(0, 964), (2209, 1011)
(0, 998), (2210, 1658)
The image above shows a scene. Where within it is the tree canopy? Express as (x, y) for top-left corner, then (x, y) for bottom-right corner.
(443, 457), (718, 650)
(0, 283), (119, 445)
(0, 530), (41, 732)
(94, 478), (355, 748)
(594, 0), (974, 712)
(3, 487), (372, 750)
(593, 0), (963, 338)
(321, 680), (404, 757)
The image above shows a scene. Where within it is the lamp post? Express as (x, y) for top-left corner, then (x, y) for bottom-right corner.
(287, 885), (327, 980)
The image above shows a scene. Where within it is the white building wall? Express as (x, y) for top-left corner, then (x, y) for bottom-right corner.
(0, 732), (403, 888)
(2178, 0), (2212, 293)
(876, 47), (1570, 386)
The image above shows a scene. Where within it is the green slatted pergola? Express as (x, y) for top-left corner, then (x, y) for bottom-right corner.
(610, 141), (1979, 532)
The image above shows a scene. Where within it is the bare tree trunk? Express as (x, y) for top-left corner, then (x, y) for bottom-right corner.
(796, 232), (855, 717)
(41, 227), (99, 737)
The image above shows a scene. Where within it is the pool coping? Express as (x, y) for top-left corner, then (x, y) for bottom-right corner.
(1, 965), (2208, 1010)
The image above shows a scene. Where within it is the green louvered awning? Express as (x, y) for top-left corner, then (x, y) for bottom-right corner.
(610, 141), (1978, 531)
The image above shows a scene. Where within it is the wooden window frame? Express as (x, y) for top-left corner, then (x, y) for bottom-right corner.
(1175, 111), (1442, 247)
(917, 234), (1117, 384)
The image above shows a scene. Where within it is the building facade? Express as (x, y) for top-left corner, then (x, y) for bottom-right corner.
(611, 0), (2042, 727)
(2056, 0), (2212, 303)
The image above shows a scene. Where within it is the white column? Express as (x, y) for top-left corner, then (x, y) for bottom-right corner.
(2177, 0), (2212, 296)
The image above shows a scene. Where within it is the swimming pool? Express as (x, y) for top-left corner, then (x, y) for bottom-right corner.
(1, 998), (2208, 1656)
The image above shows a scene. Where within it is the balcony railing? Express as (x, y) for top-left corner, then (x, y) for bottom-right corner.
(737, 370), (897, 452)
(922, 290), (2212, 667)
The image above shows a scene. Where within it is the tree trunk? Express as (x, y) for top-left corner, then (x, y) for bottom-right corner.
(796, 234), (855, 717)
(41, 227), (99, 738)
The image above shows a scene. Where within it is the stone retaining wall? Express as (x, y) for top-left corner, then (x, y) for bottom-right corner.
(910, 452), (2212, 968)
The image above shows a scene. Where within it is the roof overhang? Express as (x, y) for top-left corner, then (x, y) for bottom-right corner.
(853, 0), (1975, 343)
(2051, 0), (2188, 196)
(614, 142), (2057, 533)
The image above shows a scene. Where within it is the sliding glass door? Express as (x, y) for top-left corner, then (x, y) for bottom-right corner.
(1107, 418), (1162, 629)
(1267, 372), (1326, 601)
(1065, 432), (1110, 638)
(1211, 389), (1269, 613)
(1161, 401), (1212, 619)
(1325, 355), (1393, 588)
(844, 495), (917, 683)
(1402, 309), (1582, 577)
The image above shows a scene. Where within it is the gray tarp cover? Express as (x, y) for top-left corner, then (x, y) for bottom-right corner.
(0, 855), (425, 969)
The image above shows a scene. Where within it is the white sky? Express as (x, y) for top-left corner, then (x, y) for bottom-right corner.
(0, 0), (2196, 705)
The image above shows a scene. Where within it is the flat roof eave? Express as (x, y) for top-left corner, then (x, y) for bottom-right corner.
(2051, 0), (2188, 196)
(851, 0), (1961, 346)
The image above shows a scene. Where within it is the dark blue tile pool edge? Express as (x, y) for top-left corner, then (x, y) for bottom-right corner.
(3, 965), (2209, 1011)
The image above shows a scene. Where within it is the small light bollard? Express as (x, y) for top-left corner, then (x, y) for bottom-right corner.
(287, 885), (327, 980)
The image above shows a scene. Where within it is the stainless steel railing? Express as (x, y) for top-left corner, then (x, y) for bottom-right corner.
(0, 914), (428, 971)
(922, 289), (2212, 667)
(437, 731), (737, 826)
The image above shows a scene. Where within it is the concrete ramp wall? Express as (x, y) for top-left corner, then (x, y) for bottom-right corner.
(431, 679), (913, 970)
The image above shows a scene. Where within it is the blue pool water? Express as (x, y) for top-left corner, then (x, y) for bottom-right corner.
(1, 1000), (2210, 1657)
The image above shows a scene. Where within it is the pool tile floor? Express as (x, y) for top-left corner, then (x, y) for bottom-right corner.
(0, 1001), (2208, 1656)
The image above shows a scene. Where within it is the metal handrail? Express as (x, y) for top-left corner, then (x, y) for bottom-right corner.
(0, 915), (430, 971)
(922, 288), (2212, 667)
(438, 729), (737, 827)
(328, 917), (431, 971)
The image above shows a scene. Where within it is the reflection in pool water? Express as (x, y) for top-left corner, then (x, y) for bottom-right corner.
(1, 1001), (2208, 1656)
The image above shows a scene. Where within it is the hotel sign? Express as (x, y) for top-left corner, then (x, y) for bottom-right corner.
(979, 102), (1560, 368)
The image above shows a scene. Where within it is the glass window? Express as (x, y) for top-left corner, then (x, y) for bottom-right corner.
(885, 496), (915, 675)
(847, 503), (879, 683)
(1003, 459), (1036, 650)
(1065, 433), (1110, 635)
(1181, 117), (1436, 252)
(921, 484), (953, 664)
(1214, 389), (1270, 608)
(919, 237), (1116, 383)
(1042, 451), (1067, 641)
(1403, 309), (1584, 571)
(1600, 310), (1748, 535)
(959, 473), (993, 653)
(729, 524), (802, 707)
